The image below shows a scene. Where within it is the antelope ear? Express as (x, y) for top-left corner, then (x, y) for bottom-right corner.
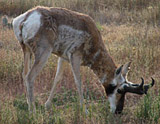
(115, 65), (123, 76)
(122, 62), (131, 77)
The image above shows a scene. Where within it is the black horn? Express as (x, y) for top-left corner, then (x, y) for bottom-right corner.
(151, 77), (155, 86)
(143, 77), (155, 94)
(119, 77), (155, 95)
(139, 77), (144, 88)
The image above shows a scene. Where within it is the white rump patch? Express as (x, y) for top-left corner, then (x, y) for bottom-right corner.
(22, 11), (41, 42)
(13, 11), (41, 43)
(12, 12), (28, 42)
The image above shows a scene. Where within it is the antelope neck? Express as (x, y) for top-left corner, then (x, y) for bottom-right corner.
(86, 47), (117, 91)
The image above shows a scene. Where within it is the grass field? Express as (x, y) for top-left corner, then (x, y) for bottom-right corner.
(0, 0), (160, 123)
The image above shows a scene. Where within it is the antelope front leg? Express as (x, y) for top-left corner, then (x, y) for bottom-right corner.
(45, 57), (66, 110)
(25, 47), (52, 112)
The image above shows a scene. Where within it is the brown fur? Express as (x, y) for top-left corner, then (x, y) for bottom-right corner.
(28, 6), (117, 91)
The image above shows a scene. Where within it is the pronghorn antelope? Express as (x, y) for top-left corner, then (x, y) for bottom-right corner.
(12, 6), (154, 114)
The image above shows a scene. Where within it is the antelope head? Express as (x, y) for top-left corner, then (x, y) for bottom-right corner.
(106, 62), (155, 114)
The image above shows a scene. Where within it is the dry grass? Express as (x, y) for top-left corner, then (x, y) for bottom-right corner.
(1, 0), (160, 24)
(0, 0), (160, 124)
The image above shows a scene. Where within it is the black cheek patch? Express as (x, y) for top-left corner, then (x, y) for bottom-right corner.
(105, 84), (117, 96)
(115, 94), (125, 114)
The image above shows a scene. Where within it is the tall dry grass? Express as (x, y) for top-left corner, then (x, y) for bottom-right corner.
(0, 0), (160, 25)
